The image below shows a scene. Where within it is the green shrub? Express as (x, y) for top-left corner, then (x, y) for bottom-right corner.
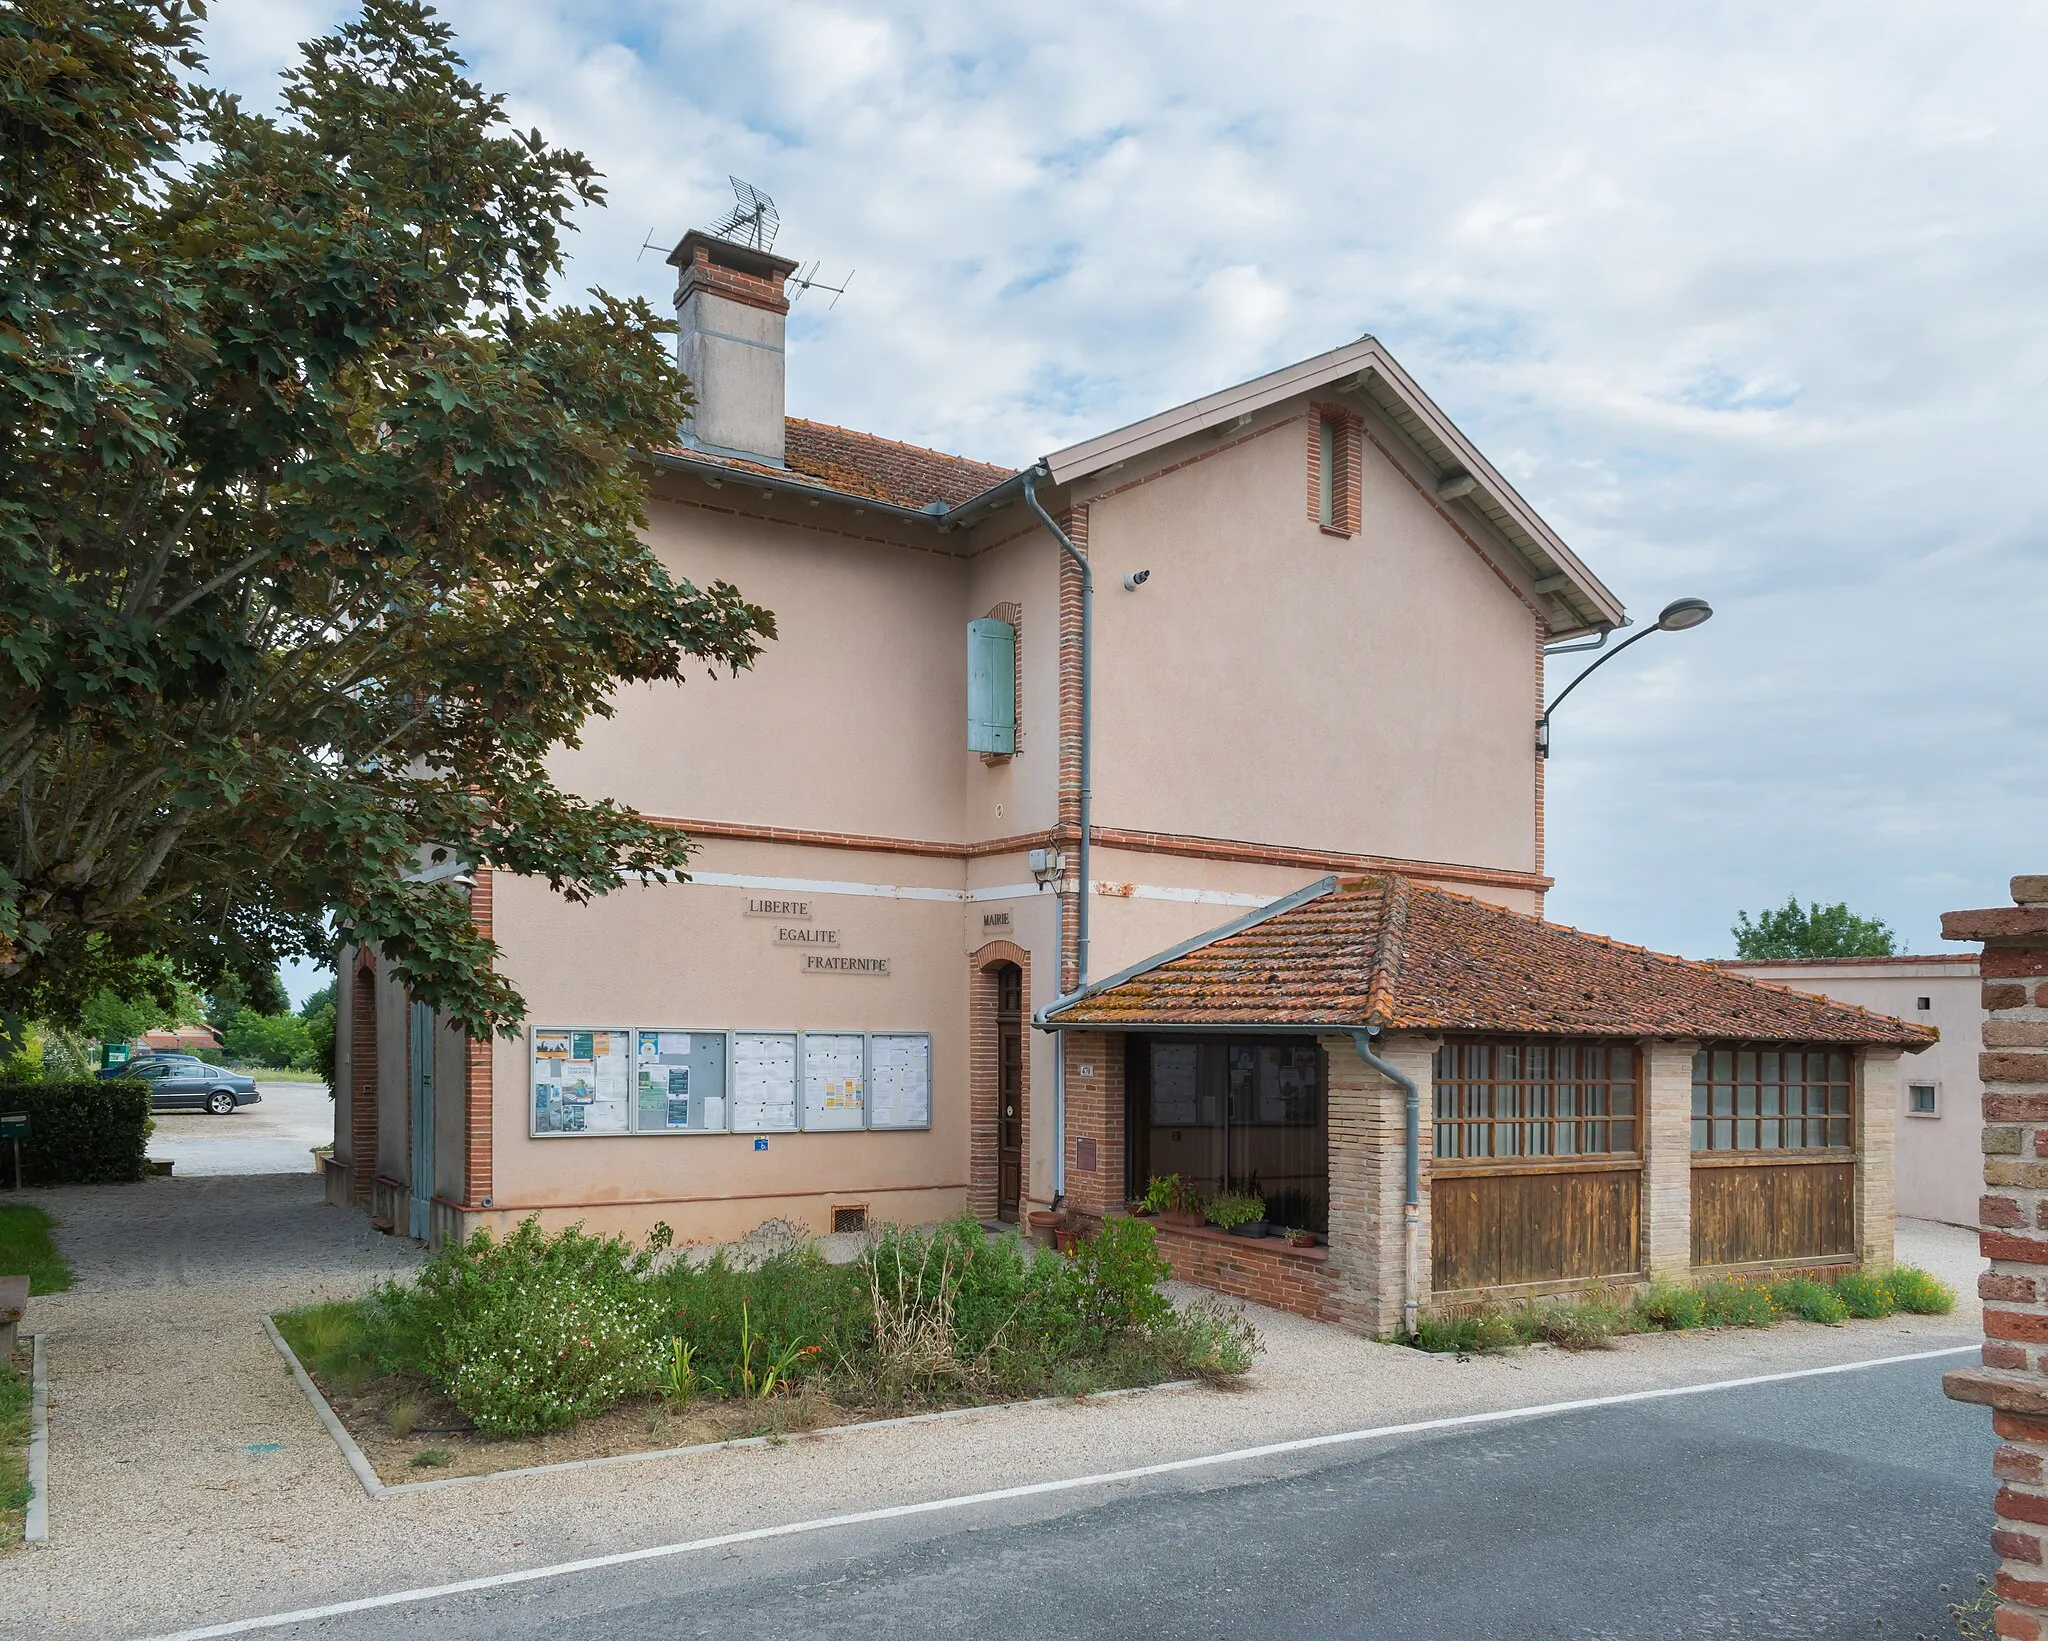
(440, 1278), (660, 1435)
(380, 1218), (665, 1434)
(1766, 1274), (1848, 1325)
(1833, 1270), (1895, 1319)
(1636, 1284), (1707, 1330)
(1415, 1303), (1519, 1354)
(1887, 1266), (1955, 1316)
(1698, 1280), (1778, 1327)
(654, 1241), (863, 1400)
(1517, 1294), (1628, 1350)
(0, 1078), (150, 1184)
(1068, 1217), (1173, 1335)
(1165, 1296), (1260, 1382)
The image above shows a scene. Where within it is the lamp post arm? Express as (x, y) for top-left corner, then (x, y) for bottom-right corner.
(1540, 622), (1659, 730)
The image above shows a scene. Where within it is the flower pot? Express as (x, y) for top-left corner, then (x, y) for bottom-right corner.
(1284, 1231), (1320, 1248)
(1160, 1209), (1205, 1229)
(1226, 1220), (1270, 1239)
(1053, 1228), (1081, 1254)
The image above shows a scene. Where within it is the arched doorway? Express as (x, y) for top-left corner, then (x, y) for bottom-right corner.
(995, 962), (1024, 1222)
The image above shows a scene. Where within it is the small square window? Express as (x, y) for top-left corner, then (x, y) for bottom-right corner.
(1907, 1083), (1938, 1117)
(1916, 996), (1931, 1011)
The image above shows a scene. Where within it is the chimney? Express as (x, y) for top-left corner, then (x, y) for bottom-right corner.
(668, 230), (800, 468)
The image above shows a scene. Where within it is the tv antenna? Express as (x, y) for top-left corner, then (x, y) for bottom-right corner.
(787, 259), (856, 310)
(708, 176), (780, 251)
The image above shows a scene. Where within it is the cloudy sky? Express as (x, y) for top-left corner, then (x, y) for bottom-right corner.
(212, 0), (2047, 987)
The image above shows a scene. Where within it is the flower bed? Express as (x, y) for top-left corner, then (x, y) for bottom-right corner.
(275, 1213), (1259, 1482)
(1413, 1264), (1956, 1354)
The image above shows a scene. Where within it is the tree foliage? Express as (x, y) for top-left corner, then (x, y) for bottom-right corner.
(1731, 897), (1898, 960)
(0, 1), (773, 1035)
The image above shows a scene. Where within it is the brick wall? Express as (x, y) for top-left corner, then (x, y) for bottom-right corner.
(462, 868), (494, 1210)
(1151, 1221), (1337, 1322)
(1857, 1046), (1901, 1271)
(1941, 875), (2048, 1638)
(1060, 1030), (1124, 1220)
(1643, 1040), (1696, 1281)
(1056, 504), (1089, 995)
(348, 946), (378, 1208)
(1324, 1032), (1434, 1337)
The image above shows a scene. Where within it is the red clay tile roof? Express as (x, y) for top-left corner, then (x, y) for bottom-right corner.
(659, 420), (1013, 512)
(1047, 874), (1936, 1046)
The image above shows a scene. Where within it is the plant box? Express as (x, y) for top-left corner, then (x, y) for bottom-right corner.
(1226, 1221), (1271, 1239)
(1159, 1209), (1205, 1229)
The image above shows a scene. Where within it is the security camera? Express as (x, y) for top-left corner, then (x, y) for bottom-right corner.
(1122, 569), (1151, 591)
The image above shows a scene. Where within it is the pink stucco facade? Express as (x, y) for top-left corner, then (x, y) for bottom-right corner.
(330, 302), (1619, 1249)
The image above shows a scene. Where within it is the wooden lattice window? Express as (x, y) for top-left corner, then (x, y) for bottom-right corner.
(1691, 1045), (1852, 1153)
(1432, 1039), (1640, 1163)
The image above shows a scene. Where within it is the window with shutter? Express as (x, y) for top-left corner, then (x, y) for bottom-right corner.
(967, 618), (1016, 754)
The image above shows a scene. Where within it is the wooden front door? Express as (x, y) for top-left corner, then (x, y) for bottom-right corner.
(996, 964), (1023, 1222)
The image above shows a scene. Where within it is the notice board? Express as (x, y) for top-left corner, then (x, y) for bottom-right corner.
(868, 1033), (931, 1130)
(802, 1033), (866, 1131)
(531, 1026), (631, 1135)
(731, 1032), (799, 1132)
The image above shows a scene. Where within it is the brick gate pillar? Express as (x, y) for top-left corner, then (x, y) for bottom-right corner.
(1941, 874), (2048, 1637)
(1642, 1039), (1697, 1282)
(1325, 1032), (1435, 1338)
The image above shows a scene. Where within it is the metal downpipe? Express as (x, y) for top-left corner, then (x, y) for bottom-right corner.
(1351, 1028), (1421, 1338)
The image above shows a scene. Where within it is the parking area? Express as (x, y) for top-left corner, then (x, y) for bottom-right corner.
(148, 1080), (331, 1177)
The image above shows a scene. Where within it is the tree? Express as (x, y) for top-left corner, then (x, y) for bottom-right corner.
(222, 1007), (312, 1070)
(0, 2), (773, 1036)
(1732, 897), (1898, 960)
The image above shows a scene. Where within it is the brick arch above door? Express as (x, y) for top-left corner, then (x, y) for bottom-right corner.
(969, 941), (1033, 1224)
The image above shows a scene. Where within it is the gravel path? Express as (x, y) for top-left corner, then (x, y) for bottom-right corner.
(149, 1081), (332, 1178)
(0, 1178), (1986, 1641)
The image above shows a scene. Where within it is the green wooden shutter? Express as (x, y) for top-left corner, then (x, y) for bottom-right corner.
(967, 618), (1016, 754)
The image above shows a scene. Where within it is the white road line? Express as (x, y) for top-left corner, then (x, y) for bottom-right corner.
(141, 1344), (1978, 1641)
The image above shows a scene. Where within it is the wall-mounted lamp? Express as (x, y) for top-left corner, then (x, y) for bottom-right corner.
(1536, 596), (1714, 759)
(1122, 569), (1150, 591)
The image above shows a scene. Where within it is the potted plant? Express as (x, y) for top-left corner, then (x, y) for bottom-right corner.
(1281, 1226), (1320, 1249)
(1131, 1176), (1172, 1218)
(1157, 1175), (1205, 1229)
(1207, 1192), (1269, 1238)
(1052, 1218), (1083, 1255)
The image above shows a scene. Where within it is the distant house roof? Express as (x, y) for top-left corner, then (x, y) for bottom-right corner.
(1043, 874), (1935, 1047)
(656, 419), (1014, 516)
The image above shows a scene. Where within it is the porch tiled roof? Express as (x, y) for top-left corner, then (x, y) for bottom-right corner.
(1046, 874), (1936, 1046)
(661, 420), (1013, 512)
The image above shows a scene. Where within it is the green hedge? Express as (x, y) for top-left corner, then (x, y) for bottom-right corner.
(0, 1080), (151, 1185)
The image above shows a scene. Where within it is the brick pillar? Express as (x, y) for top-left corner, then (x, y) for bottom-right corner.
(1857, 1046), (1901, 1273)
(348, 947), (379, 1208)
(1324, 1032), (1434, 1338)
(1642, 1039), (1697, 1282)
(1059, 1030), (1123, 1221)
(461, 867), (494, 1210)
(1941, 875), (2048, 1638)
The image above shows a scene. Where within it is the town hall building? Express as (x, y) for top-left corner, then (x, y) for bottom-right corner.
(328, 225), (1931, 1333)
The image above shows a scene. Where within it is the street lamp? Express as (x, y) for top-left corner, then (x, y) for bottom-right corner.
(1536, 597), (1714, 758)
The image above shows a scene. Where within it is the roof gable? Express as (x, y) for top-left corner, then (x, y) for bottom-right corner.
(1039, 338), (1623, 638)
(1044, 874), (1935, 1047)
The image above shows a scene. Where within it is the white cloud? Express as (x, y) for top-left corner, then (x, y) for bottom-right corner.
(201, 0), (2048, 956)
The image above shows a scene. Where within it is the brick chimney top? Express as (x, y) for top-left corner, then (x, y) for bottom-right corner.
(668, 231), (802, 467)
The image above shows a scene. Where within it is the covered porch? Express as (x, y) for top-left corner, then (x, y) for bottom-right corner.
(1040, 874), (1931, 1334)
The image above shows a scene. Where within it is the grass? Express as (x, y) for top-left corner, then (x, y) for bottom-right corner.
(222, 1065), (327, 1084)
(0, 1205), (72, 1295)
(1413, 1263), (1956, 1355)
(0, 1347), (29, 1550)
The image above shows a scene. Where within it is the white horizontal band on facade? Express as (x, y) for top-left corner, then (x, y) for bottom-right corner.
(678, 871), (1273, 909)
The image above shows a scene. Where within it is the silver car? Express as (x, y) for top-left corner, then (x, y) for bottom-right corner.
(99, 1058), (261, 1115)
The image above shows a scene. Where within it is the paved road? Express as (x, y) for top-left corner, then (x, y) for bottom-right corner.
(149, 1079), (330, 1176)
(237, 1354), (1991, 1641)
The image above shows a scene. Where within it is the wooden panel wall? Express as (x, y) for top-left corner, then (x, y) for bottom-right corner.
(1432, 1165), (1642, 1293)
(1691, 1160), (1855, 1268)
